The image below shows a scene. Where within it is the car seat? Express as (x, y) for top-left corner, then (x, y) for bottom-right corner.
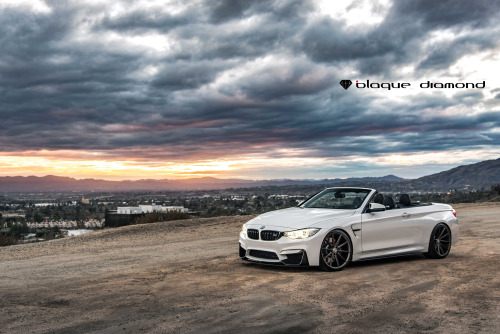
(373, 193), (384, 205)
(399, 194), (411, 207)
(383, 196), (395, 209)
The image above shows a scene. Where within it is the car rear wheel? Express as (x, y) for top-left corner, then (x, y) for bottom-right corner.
(319, 229), (352, 271)
(424, 223), (451, 259)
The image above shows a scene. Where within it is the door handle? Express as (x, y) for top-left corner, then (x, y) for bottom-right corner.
(402, 212), (411, 217)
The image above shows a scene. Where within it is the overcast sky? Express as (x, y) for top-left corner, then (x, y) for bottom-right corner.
(0, 0), (499, 180)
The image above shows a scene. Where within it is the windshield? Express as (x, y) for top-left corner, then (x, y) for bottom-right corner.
(301, 189), (371, 209)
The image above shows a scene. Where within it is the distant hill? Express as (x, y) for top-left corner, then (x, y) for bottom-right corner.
(409, 158), (500, 191)
(0, 174), (405, 192)
(0, 159), (498, 192)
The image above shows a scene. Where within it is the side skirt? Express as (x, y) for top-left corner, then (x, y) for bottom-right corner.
(353, 251), (425, 262)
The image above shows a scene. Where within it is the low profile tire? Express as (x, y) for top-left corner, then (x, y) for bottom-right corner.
(424, 223), (452, 259)
(319, 229), (352, 271)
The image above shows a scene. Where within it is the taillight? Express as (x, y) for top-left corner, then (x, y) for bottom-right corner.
(452, 209), (456, 217)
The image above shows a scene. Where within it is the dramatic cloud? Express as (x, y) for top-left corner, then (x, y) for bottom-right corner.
(0, 0), (499, 180)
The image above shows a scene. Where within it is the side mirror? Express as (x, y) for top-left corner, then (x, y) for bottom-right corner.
(367, 203), (386, 213)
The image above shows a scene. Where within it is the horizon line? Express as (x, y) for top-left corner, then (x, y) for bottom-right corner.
(0, 174), (407, 182)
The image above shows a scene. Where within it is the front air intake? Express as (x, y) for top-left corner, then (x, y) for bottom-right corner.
(248, 249), (279, 260)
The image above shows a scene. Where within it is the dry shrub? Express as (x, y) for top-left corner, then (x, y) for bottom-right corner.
(134, 210), (190, 225)
(0, 235), (17, 247)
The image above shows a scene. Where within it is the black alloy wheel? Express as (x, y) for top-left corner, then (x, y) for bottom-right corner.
(424, 223), (452, 259)
(319, 229), (352, 271)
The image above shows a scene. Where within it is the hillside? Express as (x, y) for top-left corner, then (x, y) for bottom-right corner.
(410, 158), (500, 191)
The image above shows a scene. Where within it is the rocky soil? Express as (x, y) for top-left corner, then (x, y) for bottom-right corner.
(1, 204), (499, 333)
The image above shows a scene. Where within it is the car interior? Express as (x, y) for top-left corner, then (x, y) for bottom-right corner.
(370, 193), (431, 210)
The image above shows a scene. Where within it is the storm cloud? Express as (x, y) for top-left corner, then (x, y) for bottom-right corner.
(0, 0), (499, 179)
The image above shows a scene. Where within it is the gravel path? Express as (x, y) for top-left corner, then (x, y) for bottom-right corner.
(1, 205), (499, 333)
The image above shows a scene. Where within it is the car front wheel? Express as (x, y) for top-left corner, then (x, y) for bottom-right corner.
(319, 229), (352, 271)
(424, 223), (452, 259)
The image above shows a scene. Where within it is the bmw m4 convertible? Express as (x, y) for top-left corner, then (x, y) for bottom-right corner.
(239, 187), (458, 271)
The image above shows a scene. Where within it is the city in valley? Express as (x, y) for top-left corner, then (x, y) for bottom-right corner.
(2, 179), (500, 246)
(0, 188), (311, 245)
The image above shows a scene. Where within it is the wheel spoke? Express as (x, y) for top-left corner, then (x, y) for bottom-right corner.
(438, 227), (446, 238)
(334, 235), (342, 247)
(334, 254), (340, 267)
(337, 252), (346, 262)
(337, 241), (348, 248)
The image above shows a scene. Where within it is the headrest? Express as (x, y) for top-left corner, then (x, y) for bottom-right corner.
(373, 193), (384, 204)
(399, 194), (411, 206)
(383, 196), (395, 209)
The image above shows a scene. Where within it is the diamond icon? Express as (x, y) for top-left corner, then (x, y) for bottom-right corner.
(339, 80), (352, 90)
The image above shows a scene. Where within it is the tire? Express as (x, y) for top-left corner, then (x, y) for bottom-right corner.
(424, 223), (452, 259)
(319, 229), (352, 271)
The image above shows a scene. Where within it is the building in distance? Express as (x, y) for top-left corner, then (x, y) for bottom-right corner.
(116, 205), (188, 214)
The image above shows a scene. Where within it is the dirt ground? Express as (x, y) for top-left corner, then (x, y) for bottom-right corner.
(1, 203), (499, 334)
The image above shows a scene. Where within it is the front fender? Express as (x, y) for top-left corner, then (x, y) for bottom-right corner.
(310, 216), (362, 261)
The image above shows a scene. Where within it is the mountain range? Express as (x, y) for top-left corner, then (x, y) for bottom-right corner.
(0, 174), (405, 192)
(0, 158), (498, 192)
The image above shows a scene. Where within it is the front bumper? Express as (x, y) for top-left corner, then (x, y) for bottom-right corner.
(239, 243), (309, 266)
(239, 230), (323, 266)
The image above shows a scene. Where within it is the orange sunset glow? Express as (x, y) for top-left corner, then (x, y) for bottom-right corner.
(0, 152), (240, 180)
(1, 149), (499, 180)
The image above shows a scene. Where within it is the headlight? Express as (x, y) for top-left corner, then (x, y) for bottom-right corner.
(242, 225), (248, 234)
(284, 228), (320, 239)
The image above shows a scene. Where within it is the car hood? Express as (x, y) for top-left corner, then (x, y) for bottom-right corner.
(245, 207), (356, 230)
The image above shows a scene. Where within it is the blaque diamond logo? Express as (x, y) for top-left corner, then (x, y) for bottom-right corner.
(339, 79), (352, 90)
(341, 79), (485, 90)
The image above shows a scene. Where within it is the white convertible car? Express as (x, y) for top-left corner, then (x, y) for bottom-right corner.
(239, 187), (458, 271)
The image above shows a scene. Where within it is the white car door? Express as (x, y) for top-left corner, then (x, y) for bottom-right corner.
(361, 207), (416, 253)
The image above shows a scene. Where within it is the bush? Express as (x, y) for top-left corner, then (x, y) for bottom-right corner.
(0, 235), (17, 247)
(9, 223), (29, 238)
(134, 210), (190, 225)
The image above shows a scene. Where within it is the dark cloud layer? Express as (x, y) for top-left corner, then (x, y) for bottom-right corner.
(0, 0), (499, 174)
